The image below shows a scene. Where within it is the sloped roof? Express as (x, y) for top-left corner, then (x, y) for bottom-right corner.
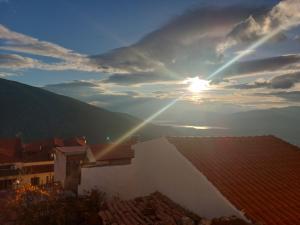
(167, 135), (300, 225)
(0, 138), (22, 163)
(23, 136), (86, 153)
(56, 146), (87, 155)
(99, 192), (202, 225)
(90, 142), (134, 162)
(99, 192), (250, 225)
(0, 137), (86, 164)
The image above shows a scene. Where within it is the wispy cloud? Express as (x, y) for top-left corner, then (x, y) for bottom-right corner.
(0, 24), (122, 73)
(228, 72), (300, 90)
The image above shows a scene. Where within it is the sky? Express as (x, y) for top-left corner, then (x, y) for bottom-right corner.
(1, 0), (300, 119)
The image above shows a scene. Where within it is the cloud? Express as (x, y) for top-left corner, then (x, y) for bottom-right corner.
(0, 24), (119, 73)
(44, 80), (98, 89)
(0, 25), (84, 61)
(256, 91), (300, 102)
(1, 0), (300, 89)
(103, 72), (178, 85)
(0, 71), (16, 77)
(223, 0), (300, 47)
(0, 54), (39, 69)
(213, 54), (300, 80)
(91, 0), (300, 84)
(90, 5), (267, 77)
(228, 71), (300, 89)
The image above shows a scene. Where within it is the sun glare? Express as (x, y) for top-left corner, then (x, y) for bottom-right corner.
(186, 77), (209, 93)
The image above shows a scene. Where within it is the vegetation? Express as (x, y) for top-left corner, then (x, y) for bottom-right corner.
(3, 184), (105, 225)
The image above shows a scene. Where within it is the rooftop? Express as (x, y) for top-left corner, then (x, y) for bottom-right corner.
(167, 135), (300, 225)
(98, 192), (251, 225)
(0, 137), (87, 164)
(56, 146), (87, 155)
(90, 142), (134, 162)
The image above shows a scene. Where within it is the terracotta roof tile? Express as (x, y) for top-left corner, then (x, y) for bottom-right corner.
(167, 135), (300, 225)
(99, 192), (202, 225)
(90, 143), (134, 162)
(0, 138), (22, 163)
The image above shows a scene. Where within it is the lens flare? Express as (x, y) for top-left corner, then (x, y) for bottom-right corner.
(185, 77), (209, 93)
(95, 95), (184, 159)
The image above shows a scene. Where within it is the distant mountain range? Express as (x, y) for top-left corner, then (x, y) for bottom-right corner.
(0, 78), (174, 143)
(1, 78), (299, 147)
(154, 106), (300, 147)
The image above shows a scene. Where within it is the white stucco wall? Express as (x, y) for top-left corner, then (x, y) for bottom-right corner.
(78, 137), (248, 220)
(78, 164), (136, 198)
(54, 150), (66, 187)
(132, 138), (247, 220)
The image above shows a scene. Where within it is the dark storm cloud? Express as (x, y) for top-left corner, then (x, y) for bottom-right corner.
(228, 71), (300, 89)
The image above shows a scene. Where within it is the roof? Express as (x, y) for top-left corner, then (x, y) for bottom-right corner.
(0, 138), (22, 163)
(99, 192), (251, 225)
(0, 136), (86, 164)
(99, 192), (202, 225)
(56, 146), (87, 155)
(23, 136), (86, 153)
(167, 135), (300, 225)
(90, 143), (134, 162)
(64, 136), (87, 146)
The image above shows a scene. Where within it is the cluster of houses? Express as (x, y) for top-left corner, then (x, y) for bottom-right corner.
(1, 135), (300, 225)
(0, 136), (86, 189)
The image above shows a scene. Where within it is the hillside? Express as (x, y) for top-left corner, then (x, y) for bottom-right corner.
(0, 78), (173, 143)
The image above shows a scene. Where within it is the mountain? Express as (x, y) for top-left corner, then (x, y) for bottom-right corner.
(0, 78), (174, 143)
(222, 107), (300, 146)
(158, 106), (300, 147)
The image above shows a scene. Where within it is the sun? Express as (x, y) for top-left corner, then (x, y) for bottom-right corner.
(186, 77), (209, 93)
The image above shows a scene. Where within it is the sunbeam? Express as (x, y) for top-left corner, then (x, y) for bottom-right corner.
(95, 94), (184, 159)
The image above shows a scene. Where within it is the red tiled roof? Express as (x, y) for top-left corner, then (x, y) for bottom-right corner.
(0, 138), (22, 163)
(56, 146), (87, 155)
(99, 192), (202, 225)
(90, 143), (134, 162)
(0, 137), (86, 164)
(23, 136), (85, 153)
(64, 136), (86, 146)
(167, 135), (300, 225)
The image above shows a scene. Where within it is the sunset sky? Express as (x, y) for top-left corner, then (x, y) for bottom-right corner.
(1, 0), (300, 118)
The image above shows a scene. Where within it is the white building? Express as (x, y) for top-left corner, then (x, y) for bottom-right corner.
(57, 136), (300, 225)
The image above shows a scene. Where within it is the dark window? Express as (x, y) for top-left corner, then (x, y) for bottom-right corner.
(31, 177), (40, 186)
(0, 179), (15, 190)
(66, 160), (80, 176)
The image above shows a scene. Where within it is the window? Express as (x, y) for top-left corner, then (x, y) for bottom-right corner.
(66, 160), (80, 176)
(31, 177), (40, 186)
(0, 179), (15, 190)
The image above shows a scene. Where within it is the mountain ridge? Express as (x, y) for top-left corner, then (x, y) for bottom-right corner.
(0, 78), (173, 143)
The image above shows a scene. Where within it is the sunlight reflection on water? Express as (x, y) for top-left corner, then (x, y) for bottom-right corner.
(157, 123), (227, 130)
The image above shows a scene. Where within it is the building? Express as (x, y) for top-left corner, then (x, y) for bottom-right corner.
(0, 136), (86, 190)
(54, 146), (88, 193)
(54, 140), (135, 193)
(74, 135), (300, 225)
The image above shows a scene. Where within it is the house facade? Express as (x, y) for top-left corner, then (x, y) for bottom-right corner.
(0, 137), (86, 190)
